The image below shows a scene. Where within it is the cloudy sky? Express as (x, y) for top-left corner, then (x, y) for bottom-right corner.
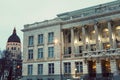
(0, 0), (115, 50)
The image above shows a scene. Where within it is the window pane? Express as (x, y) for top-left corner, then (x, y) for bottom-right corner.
(38, 64), (43, 75)
(64, 62), (71, 73)
(48, 63), (54, 74)
(38, 34), (43, 44)
(48, 32), (54, 43)
(48, 47), (54, 58)
(38, 48), (43, 59)
(28, 49), (33, 59)
(28, 36), (34, 46)
(28, 65), (33, 75)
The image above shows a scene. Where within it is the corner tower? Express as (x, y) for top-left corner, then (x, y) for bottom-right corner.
(6, 28), (21, 59)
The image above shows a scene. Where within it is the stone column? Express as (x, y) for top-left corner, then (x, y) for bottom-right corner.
(60, 29), (64, 59)
(96, 59), (102, 78)
(83, 60), (88, 75)
(94, 24), (99, 50)
(71, 28), (74, 57)
(113, 30), (117, 49)
(110, 59), (118, 73)
(108, 21), (113, 49)
(82, 26), (86, 51)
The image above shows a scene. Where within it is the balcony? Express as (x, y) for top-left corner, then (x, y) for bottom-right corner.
(83, 48), (120, 58)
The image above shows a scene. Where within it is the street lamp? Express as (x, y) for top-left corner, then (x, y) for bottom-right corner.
(54, 39), (63, 80)
(75, 68), (77, 77)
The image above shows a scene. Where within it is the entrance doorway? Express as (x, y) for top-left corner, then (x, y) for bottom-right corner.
(88, 60), (96, 77)
(116, 59), (120, 71)
(101, 60), (111, 77)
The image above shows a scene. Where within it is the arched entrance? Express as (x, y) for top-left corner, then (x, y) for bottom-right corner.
(88, 60), (96, 77)
(101, 59), (111, 77)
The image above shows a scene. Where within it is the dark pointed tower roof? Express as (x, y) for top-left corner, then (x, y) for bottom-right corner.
(7, 28), (21, 43)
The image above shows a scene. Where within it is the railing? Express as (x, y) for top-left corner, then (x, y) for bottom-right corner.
(83, 48), (120, 58)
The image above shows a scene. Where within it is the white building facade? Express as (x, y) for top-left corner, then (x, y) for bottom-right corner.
(22, 0), (120, 80)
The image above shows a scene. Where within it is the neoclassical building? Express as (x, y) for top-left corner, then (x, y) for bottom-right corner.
(22, 0), (120, 80)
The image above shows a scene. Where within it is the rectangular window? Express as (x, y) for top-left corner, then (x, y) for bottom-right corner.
(38, 34), (43, 44)
(79, 46), (83, 53)
(48, 32), (54, 43)
(64, 62), (71, 73)
(68, 47), (71, 54)
(28, 49), (33, 60)
(75, 62), (83, 73)
(48, 47), (54, 58)
(68, 33), (71, 43)
(38, 64), (43, 75)
(91, 44), (96, 51)
(38, 48), (43, 59)
(28, 65), (33, 75)
(48, 63), (54, 74)
(28, 36), (34, 46)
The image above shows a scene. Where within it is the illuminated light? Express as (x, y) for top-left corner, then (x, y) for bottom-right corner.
(106, 44), (110, 47)
(98, 36), (101, 41)
(75, 68), (77, 71)
(116, 26), (120, 30)
(92, 30), (95, 33)
(103, 28), (109, 32)
(54, 39), (58, 44)
(17, 65), (20, 68)
(86, 38), (88, 43)
(74, 40), (77, 44)
(92, 65), (96, 69)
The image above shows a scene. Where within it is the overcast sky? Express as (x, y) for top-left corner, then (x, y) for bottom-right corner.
(0, 0), (115, 50)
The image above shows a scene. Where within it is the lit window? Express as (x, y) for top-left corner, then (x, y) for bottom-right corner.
(48, 63), (54, 74)
(90, 30), (95, 40)
(38, 34), (43, 44)
(103, 43), (110, 50)
(102, 28), (109, 38)
(28, 36), (34, 46)
(116, 26), (120, 39)
(38, 48), (43, 59)
(48, 32), (54, 43)
(28, 49), (33, 60)
(91, 44), (96, 51)
(28, 65), (33, 75)
(48, 47), (54, 58)
(64, 62), (71, 73)
(79, 33), (82, 41)
(75, 62), (83, 73)
(38, 64), (43, 75)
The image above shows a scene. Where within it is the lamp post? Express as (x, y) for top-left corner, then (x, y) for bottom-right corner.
(54, 38), (63, 80)
(75, 68), (77, 77)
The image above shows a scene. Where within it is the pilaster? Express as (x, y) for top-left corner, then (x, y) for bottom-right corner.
(110, 59), (117, 73)
(71, 28), (74, 57)
(82, 26), (86, 51)
(94, 24), (99, 50)
(96, 59), (102, 78)
(108, 21), (113, 49)
(83, 60), (88, 74)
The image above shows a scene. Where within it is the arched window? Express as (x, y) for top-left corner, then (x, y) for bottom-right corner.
(102, 28), (109, 38)
(116, 26), (120, 48)
(116, 26), (120, 39)
(90, 30), (95, 40)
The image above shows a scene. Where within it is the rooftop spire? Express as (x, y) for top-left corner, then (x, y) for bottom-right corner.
(13, 27), (16, 34)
